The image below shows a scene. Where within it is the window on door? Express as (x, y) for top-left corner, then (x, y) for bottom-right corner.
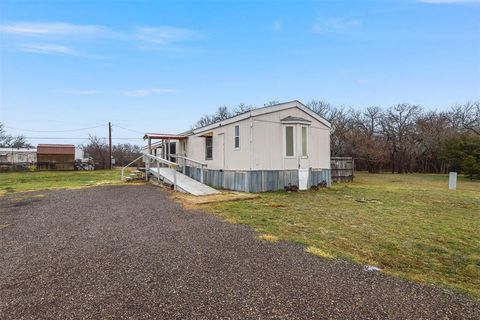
(234, 125), (240, 149)
(285, 126), (294, 157)
(301, 126), (308, 157)
(205, 137), (213, 160)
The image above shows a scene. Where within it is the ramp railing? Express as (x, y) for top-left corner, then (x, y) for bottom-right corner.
(120, 155), (144, 180)
(143, 153), (178, 191)
(172, 155), (207, 184)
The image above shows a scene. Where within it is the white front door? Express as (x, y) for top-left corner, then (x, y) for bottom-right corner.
(297, 125), (310, 190)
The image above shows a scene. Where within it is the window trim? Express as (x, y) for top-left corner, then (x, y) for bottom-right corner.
(284, 125), (295, 158)
(205, 136), (213, 160)
(301, 126), (308, 158)
(234, 125), (240, 150)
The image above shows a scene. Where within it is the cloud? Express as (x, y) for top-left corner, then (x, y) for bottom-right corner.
(0, 21), (203, 57)
(135, 27), (201, 45)
(272, 20), (282, 32)
(0, 22), (111, 38)
(20, 43), (83, 56)
(123, 88), (179, 97)
(313, 17), (361, 33)
(63, 89), (99, 95)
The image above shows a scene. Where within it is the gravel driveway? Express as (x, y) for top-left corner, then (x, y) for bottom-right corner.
(0, 185), (478, 319)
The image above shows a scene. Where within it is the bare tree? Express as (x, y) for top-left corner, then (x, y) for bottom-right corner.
(264, 100), (280, 107)
(415, 111), (454, 173)
(350, 107), (388, 172)
(112, 143), (142, 167)
(192, 103), (257, 129)
(0, 123), (32, 148)
(381, 104), (422, 173)
(81, 136), (109, 169)
(212, 106), (232, 122)
(307, 100), (336, 122)
(233, 103), (253, 115)
(450, 101), (480, 136)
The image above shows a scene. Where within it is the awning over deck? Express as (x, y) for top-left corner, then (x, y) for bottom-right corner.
(143, 133), (187, 140)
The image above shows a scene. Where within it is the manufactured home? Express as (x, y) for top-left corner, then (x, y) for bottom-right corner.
(0, 147), (37, 171)
(143, 101), (331, 192)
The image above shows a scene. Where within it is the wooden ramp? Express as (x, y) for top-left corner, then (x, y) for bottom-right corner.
(149, 167), (220, 196)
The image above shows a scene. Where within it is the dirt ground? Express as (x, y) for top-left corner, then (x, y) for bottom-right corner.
(0, 185), (478, 319)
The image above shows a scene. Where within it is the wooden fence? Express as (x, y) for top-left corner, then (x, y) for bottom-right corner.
(331, 157), (354, 182)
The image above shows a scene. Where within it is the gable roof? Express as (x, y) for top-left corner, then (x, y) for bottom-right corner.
(185, 100), (331, 135)
(37, 144), (75, 155)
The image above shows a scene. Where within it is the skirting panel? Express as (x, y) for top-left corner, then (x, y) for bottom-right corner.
(184, 166), (332, 192)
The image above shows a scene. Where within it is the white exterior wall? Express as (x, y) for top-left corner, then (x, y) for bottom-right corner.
(0, 148), (37, 163)
(251, 107), (330, 170)
(183, 104), (330, 171)
(185, 120), (251, 170)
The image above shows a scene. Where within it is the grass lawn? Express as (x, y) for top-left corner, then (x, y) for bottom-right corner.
(0, 169), (127, 195)
(201, 173), (480, 298)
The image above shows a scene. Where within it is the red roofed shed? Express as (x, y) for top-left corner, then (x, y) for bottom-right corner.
(37, 144), (75, 170)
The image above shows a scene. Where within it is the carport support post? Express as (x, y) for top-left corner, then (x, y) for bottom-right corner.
(167, 138), (170, 161)
(146, 137), (152, 182)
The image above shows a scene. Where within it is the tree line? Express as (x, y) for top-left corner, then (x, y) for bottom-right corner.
(192, 100), (480, 178)
(0, 123), (32, 148)
(1, 124), (142, 170)
(81, 136), (142, 169)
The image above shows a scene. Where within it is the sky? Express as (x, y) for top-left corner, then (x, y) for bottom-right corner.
(0, 0), (479, 146)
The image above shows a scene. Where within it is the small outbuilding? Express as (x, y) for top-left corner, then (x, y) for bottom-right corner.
(37, 144), (75, 170)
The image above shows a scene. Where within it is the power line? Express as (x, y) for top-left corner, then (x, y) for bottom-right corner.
(5, 124), (105, 133)
(112, 124), (144, 135)
(24, 137), (142, 140)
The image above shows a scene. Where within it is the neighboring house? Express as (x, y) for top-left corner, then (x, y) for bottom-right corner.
(0, 148), (37, 171)
(144, 101), (331, 192)
(37, 144), (75, 170)
(0, 148), (37, 164)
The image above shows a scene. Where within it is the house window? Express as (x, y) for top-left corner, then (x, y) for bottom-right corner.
(285, 126), (294, 157)
(301, 126), (308, 157)
(205, 137), (213, 160)
(234, 125), (240, 149)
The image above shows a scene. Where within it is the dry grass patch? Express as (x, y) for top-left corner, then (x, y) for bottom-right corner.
(258, 234), (280, 243)
(172, 191), (258, 208)
(305, 246), (335, 259)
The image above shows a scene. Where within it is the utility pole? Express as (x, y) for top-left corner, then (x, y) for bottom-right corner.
(108, 122), (112, 169)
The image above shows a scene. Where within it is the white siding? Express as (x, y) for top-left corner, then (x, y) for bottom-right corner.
(183, 104), (330, 171)
(251, 107), (330, 170)
(185, 120), (251, 170)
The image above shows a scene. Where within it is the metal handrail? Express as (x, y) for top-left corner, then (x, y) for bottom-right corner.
(121, 155), (144, 180)
(143, 153), (177, 167)
(172, 154), (207, 167)
(171, 154), (206, 184)
(143, 153), (178, 191)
